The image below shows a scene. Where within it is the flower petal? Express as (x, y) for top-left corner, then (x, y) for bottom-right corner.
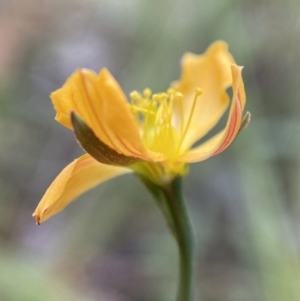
(172, 41), (235, 151)
(51, 68), (148, 159)
(32, 154), (130, 224)
(178, 64), (246, 163)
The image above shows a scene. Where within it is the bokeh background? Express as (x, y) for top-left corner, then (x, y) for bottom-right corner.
(1, 0), (300, 300)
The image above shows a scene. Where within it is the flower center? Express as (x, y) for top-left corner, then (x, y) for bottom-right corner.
(130, 87), (202, 159)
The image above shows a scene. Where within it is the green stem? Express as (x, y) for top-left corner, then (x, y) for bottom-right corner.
(137, 175), (195, 301)
(162, 177), (195, 301)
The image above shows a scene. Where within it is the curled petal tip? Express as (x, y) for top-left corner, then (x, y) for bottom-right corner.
(33, 213), (41, 226)
(238, 111), (251, 135)
(232, 64), (244, 70)
(244, 111), (251, 127)
(70, 110), (77, 123)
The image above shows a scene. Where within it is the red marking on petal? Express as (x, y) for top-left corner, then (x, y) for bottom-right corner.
(78, 71), (118, 151)
(213, 92), (242, 155)
(115, 133), (144, 159)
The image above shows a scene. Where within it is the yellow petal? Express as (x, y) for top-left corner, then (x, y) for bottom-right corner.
(51, 68), (148, 159)
(32, 154), (130, 224)
(178, 64), (246, 163)
(172, 41), (235, 151)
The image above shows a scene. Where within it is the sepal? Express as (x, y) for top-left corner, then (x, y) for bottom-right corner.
(71, 112), (143, 166)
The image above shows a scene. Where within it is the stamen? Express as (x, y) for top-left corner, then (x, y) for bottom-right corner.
(143, 88), (152, 99)
(131, 106), (154, 115)
(143, 92), (156, 145)
(167, 90), (175, 125)
(153, 94), (160, 102)
(130, 90), (140, 100)
(173, 91), (184, 133)
(129, 88), (181, 157)
(161, 93), (168, 100)
(177, 88), (202, 153)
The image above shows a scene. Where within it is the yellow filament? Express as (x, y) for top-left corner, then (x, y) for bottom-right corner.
(175, 92), (184, 133)
(166, 89), (175, 125)
(176, 88), (202, 153)
(143, 90), (155, 145)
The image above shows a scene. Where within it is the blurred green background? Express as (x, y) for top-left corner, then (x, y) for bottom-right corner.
(1, 0), (300, 300)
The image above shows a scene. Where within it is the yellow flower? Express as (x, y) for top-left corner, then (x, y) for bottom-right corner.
(33, 41), (249, 224)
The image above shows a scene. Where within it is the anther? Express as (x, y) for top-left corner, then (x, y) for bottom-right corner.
(167, 88), (175, 94)
(161, 93), (168, 99)
(130, 91), (140, 100)
(143, 88), (152, 99)
(153, 94), (160, 102)
(195, 87), (203, 96)
(175, 92), (183, 99)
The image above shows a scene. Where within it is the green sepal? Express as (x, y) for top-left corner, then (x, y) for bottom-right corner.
(71, 112), (143, 166)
